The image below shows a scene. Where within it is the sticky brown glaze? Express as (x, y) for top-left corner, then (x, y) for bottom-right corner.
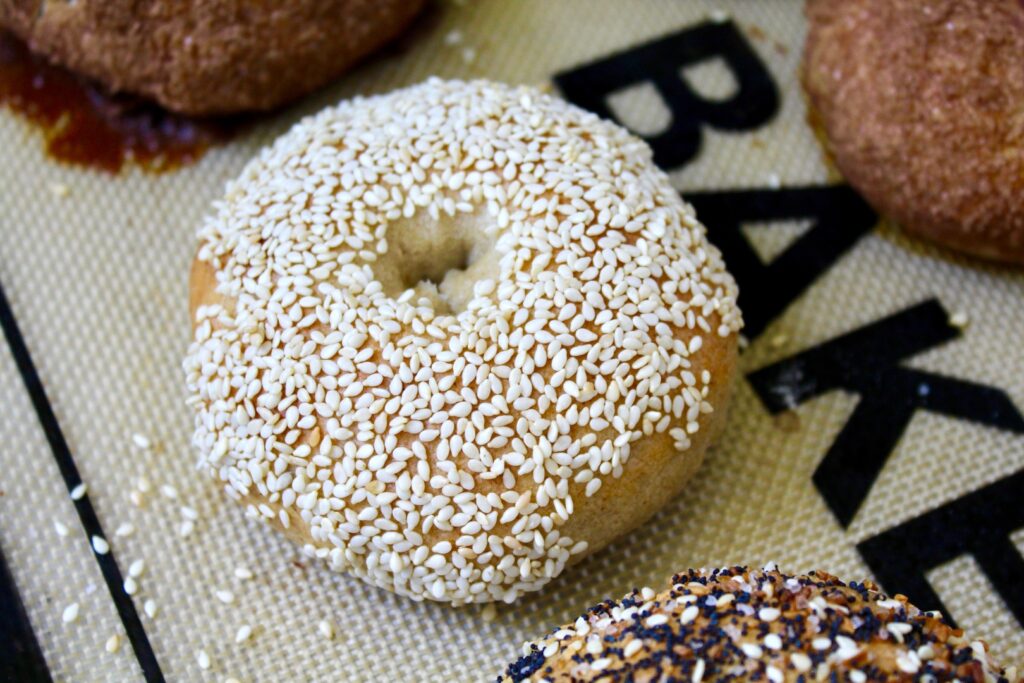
(0, 29), (236, 173)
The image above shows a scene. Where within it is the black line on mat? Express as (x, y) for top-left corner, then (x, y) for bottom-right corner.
(0, 543), (52, 682)
(0, 280), (164, 683)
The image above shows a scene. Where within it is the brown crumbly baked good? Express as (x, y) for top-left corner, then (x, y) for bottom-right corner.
(0, 0), (424, 115)
(501, 566), (1020, 683)
(802, 0), (1024, 264)
(183, 79), (742, 604)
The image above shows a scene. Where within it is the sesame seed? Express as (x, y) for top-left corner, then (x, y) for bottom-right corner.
(692, 658), (705, 683)
(791, 652), (812, 672)
(179, 520), (194, 538)
(624, 639), (643, 658)
(62, 602), (80, 623)
(887, 621), (912, 642)
(54, 521), (69, 537)
(91, 536), (109, 555)
(234, 566), (253, 581)
(128, 559), (145, 578)
(144, 599), (158, 618)
(680, 605), (699, 625)
(215, 589), (235, 604)
(949, 311), (969, 329)
(764, 633), (783, 650)
(105, 634), (121, 653)
(896, 653), (920, 674)
(235, 625), (252, 643)
(646, 614), (668, 627)
(160, 485), (178, 500)
(812, 637), (832, 651)
(132, 433), (151, 449)
(123, 577), (138, 595)
(114, 523), (134, 537)
(197, 649), (211, 670)
(741, 643), (763, 659)
(70, 483), (87, 500)
(318, 619), (334, 640)
(758, 606), (780, 622)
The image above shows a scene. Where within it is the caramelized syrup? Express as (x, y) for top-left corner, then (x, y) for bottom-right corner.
(0, 30), (239, 173)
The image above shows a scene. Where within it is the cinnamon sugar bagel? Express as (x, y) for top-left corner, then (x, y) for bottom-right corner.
(502, 566), (1019, 682)
(183, 79), (742, 604)
(0, 0), (424, 115)
(803, 0), (1024, 264)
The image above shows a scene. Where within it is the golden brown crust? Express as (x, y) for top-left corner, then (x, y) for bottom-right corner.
(189, 252), (739, 583)
(802, 0), (1024, 264)
(0, 0), (424, 115)
(502, 567), (1019, 683)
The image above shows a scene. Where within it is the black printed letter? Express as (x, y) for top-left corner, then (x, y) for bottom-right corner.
(747, 300), (1024, 527)
(858, 470), (1024, 629)
(555, 21), (779, 169)
(687, 185), (877, 340)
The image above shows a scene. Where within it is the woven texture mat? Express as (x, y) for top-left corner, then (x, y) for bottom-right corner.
(1, 1), (1022, 681)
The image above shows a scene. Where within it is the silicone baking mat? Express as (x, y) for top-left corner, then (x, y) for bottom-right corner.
(1, 1), (1021, 681)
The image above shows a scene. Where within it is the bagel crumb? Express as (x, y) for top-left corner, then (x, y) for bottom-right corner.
(47, 182), (70, 198)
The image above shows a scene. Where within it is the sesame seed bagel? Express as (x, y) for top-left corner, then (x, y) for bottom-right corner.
(501, 566), (1019, 683)
(803, 0), (1024, 264)
(184, 78), (742, 605)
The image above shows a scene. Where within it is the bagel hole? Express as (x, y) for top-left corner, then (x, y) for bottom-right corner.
(374, 208), (500, 315)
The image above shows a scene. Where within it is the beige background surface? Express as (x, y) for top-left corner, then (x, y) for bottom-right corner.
(0, 1), (1022, 681)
